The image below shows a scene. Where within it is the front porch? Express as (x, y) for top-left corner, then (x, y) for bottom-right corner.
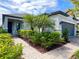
(2, 14), (23, 35)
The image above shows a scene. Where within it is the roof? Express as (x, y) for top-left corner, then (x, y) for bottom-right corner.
(2, 11), (74, 19)
(2, 14), (23, 19)
(48, 11), (69, 17)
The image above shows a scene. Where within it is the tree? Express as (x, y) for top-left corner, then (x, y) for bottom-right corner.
(23, 14), (35, 30)
(23, 14), (54, 33)
(70, 0), (79, 16)
(34, 14), (55, 32)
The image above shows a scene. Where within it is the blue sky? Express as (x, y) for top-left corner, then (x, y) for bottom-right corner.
(0, 0), (74, 14)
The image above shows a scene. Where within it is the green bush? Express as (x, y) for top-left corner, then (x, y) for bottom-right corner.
(30, 32), (63, 48)
(59, 38), (65, 43)
(0, 44), (23, 59)
(49, 32), (61, 43)
(0, 33), (23, 59)
(62, 29), (69, 42)
(40, 36), (53, 48)
(18, 29), (65, 49)
(18, 30), (33, 38)
(0, 27), (8, 33)
(30, 32), (42, 45)
(0, 33), (13, 45)
(0, 33), (12, 39)
(74, 50), (79, 59)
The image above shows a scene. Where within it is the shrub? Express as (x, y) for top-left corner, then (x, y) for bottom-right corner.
(0, 27), (8, 33)
(18, 30), (33, 38)
(74, 50), (79, 59)
(30, 32), (42, 45)
(49, 32), (61, 44)
(0, 33), (12, 39)
(0, 44), (23, 59)
(0, 33), (23, 59)
(40, 36), (53, 48)
(59, 38), (65, 43)
(0, 33), (13, 45)
(30, 32), (64, 48)
(62, 29), (69, 42)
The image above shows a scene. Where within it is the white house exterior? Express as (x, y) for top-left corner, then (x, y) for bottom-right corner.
(0, 11), (78, 36)
(49, 11), (77, 37)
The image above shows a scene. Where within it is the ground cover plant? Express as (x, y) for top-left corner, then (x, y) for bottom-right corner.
(70, 50), (79, 59)
(0, 27), (8, 33)
(0, 33), (23, 59)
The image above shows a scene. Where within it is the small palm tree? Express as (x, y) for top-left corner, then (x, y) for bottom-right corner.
(34, 14), (55, 32)
(23, 14), (35, 30)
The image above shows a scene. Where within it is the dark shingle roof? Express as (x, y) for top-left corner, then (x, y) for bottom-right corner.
(48, 11), (69, 17)
(2, 14), (23, 19)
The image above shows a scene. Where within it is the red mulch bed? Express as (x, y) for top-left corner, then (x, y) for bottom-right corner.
(20, 37), (68, 53)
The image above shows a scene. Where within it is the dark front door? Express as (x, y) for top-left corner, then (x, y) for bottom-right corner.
(8, 22), (13, 34)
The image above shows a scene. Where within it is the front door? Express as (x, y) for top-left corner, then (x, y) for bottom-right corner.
(8, 22), (13, 34)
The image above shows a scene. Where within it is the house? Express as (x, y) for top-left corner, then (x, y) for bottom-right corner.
(49, 11), (77, 37)
(0, 14), (23, 35)
(0, 11), (77, 36)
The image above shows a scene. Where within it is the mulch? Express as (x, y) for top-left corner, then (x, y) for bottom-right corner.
(20, 37), (68, 53)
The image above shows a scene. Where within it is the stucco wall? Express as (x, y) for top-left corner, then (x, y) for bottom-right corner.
(0, 14), (2, 27)
(50, 14), (77, 36)
(23, 22), (31, 30)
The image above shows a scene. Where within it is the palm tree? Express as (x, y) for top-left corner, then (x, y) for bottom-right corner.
(23, 14), (35, 30)
(34, 14), (55, 32)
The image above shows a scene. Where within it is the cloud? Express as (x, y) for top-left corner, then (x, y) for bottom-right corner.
(18, 0), (57, 14)
(11, 0), (26, 4)
(0, 7), (11, 14)
(0, 0), (58, 14)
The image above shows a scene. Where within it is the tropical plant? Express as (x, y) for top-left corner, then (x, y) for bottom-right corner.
(23, 14), (35, 30)
(29, 31), (64, 48)
(62, 29), (69, 42)
(33, 14), (55, 32)
(70, 0), (79, 17)
(49, 32), (62, 43)
(30, 32), (42, 45)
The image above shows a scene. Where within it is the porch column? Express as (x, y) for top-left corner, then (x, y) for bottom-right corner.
(12, 21), (17, 35)
(55, 18), (61, 32)
(3, 17), (8, 31)
(74, 24), (77, 36)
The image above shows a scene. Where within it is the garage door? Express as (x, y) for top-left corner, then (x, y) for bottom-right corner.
(61, 22), (75, 36)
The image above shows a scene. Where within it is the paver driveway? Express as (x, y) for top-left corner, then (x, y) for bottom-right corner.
(14, 37), (79, 59)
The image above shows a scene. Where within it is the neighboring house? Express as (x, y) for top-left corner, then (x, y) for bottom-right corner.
(0, 11), (77, 36)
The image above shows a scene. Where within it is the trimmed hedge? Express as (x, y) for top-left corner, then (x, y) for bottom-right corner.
(18, 30), (33, 38)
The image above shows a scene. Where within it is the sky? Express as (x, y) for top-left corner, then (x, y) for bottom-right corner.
(0, 0), (74, 14)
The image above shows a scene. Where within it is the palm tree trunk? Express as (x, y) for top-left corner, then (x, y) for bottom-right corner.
(31, 26), (34, 31)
